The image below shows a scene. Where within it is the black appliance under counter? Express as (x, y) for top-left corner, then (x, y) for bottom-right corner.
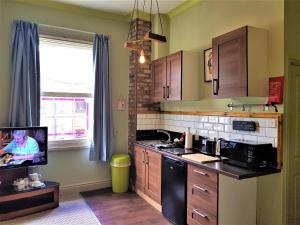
(162, 156), (187, 225)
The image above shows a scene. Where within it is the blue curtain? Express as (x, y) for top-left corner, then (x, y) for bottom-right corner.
(9, 20), (40, 127)
(90, 34), (112, 162)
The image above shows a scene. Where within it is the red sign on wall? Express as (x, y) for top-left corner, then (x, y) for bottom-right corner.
(268, 76), (284, 104)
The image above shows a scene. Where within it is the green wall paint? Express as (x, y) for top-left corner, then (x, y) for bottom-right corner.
(0, 0), (129, 187)
(168, 0), (201, 19)
(14, 0), (127, 22)
(152, 14), (170, 60)
(165, 1), (284, 225)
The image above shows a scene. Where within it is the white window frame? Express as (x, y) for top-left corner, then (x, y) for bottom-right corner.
(41, 92), (93, 151)
(39, 27), (94, 151)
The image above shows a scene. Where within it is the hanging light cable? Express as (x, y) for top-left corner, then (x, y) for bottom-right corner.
(124, 0), (167, 64)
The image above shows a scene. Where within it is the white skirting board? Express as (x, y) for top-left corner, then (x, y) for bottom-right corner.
(218, 174), (257, 225)
(60, 180), (112, 196)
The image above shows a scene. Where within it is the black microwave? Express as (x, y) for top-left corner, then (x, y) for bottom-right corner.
(219, 139), (277, 171)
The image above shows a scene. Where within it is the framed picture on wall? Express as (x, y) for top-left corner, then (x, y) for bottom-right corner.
(204, 48), (213, 82)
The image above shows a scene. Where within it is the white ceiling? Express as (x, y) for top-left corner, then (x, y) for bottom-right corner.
(54, 0), (185, 15)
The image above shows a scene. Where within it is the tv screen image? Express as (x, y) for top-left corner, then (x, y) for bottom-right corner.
(0, 127), (47, 169)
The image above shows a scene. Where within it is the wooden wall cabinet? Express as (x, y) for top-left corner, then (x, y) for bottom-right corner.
(187, 164), (218, 225)
(134, 145), (161, 204)
(151, 51), (200, 102)
(212, 26), (268, 98)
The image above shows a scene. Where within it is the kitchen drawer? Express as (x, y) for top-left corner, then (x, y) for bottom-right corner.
(187, 181), (217, 212)
(187, 205), (217, 225)
(188, 165), (218, 190)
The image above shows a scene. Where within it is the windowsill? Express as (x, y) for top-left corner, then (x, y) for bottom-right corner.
(48, 139), (91, 151)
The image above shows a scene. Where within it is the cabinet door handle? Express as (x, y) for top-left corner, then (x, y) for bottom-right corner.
(213, 78), (219, 95)
(192, 209), (208, 219)
(166, 86), (170, 98)
(163, 86), (166, 98)
(193, 184), (208, 192)
(143, 151), (146, 163)
(193, 169), (207, 176)
(146, 152), (149, 165)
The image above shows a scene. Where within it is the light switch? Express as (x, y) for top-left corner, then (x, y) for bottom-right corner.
(117, 100), (126, 111)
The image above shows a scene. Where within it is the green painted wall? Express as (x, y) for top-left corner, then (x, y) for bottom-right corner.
(165, 1), (284, 225)
(152, 14), (170, 60)
(0, 0), (129, 187)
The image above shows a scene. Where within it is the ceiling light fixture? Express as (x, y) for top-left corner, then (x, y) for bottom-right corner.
(124, 0), (167, 64)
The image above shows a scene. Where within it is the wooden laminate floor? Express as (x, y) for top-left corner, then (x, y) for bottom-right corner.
(81, 189), (173, 225)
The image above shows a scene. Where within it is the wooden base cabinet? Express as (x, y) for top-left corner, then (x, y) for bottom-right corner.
(212, 26), (268, 98)
(134, 145), (161, 204)
(151, 51), (200, 102)
(187, 164), (218, 225)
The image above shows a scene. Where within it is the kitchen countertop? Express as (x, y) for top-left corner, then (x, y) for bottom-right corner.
(135, 141), (281, 180)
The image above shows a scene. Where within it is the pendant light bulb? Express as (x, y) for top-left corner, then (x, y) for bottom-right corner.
(139, 50), (146, 64)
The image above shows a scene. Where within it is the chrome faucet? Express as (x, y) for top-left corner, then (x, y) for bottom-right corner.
(157, 130), (171, 143)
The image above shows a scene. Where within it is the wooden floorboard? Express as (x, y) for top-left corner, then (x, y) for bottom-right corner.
(81, 189), (172, 225)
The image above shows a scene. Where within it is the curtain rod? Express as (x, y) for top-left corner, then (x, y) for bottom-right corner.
(38, 23), (111, 38)
(39, 23), (95, 35)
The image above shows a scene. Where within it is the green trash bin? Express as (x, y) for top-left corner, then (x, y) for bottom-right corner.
(110, 154), (131, 193)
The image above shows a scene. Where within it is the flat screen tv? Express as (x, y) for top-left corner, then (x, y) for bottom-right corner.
(0, 126), (47, 170)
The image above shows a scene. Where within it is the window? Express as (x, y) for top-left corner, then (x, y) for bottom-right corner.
(39, 37), (94, 149)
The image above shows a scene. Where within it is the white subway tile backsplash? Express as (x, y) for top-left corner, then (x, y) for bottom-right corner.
(230, 133), (243, 140)
(200, 116), (209, 122)
(258, 118), (276, 128)
(266, 128), (277, 138)
(268, 119), (277, 128)
(243, 135), (258, 143)
(176, 115), (184, 121)
(258, 136), (275, 146)
(203, 123), (213, 131)
(197, 123), (204, 129)
(209, 116), (219, 123)
(183, 115), (197, 122)
(137, 114), (146, 119)
(156, 125), (163, 130)
(219, 117), (231, 124)
(213, 124), (224, 131)
(161, 114), (167, 120)
(170, 115), (177, 120)
(143, 124), (154, 129)
(199, 130), (209, 136)
(138, 119), (147, 125)
(218, 132), (230, 140)
(137, 113), (279, 149)
(208, 131), (218, 139)
(153, 119), (161, 125)
(182, 121), (194, 128)
(224, 125), (233, 132)
(257, 127), (266, 136)
(191, 128), (197, 134)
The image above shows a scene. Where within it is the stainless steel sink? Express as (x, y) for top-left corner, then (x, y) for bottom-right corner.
(138, 140), (175, 148)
